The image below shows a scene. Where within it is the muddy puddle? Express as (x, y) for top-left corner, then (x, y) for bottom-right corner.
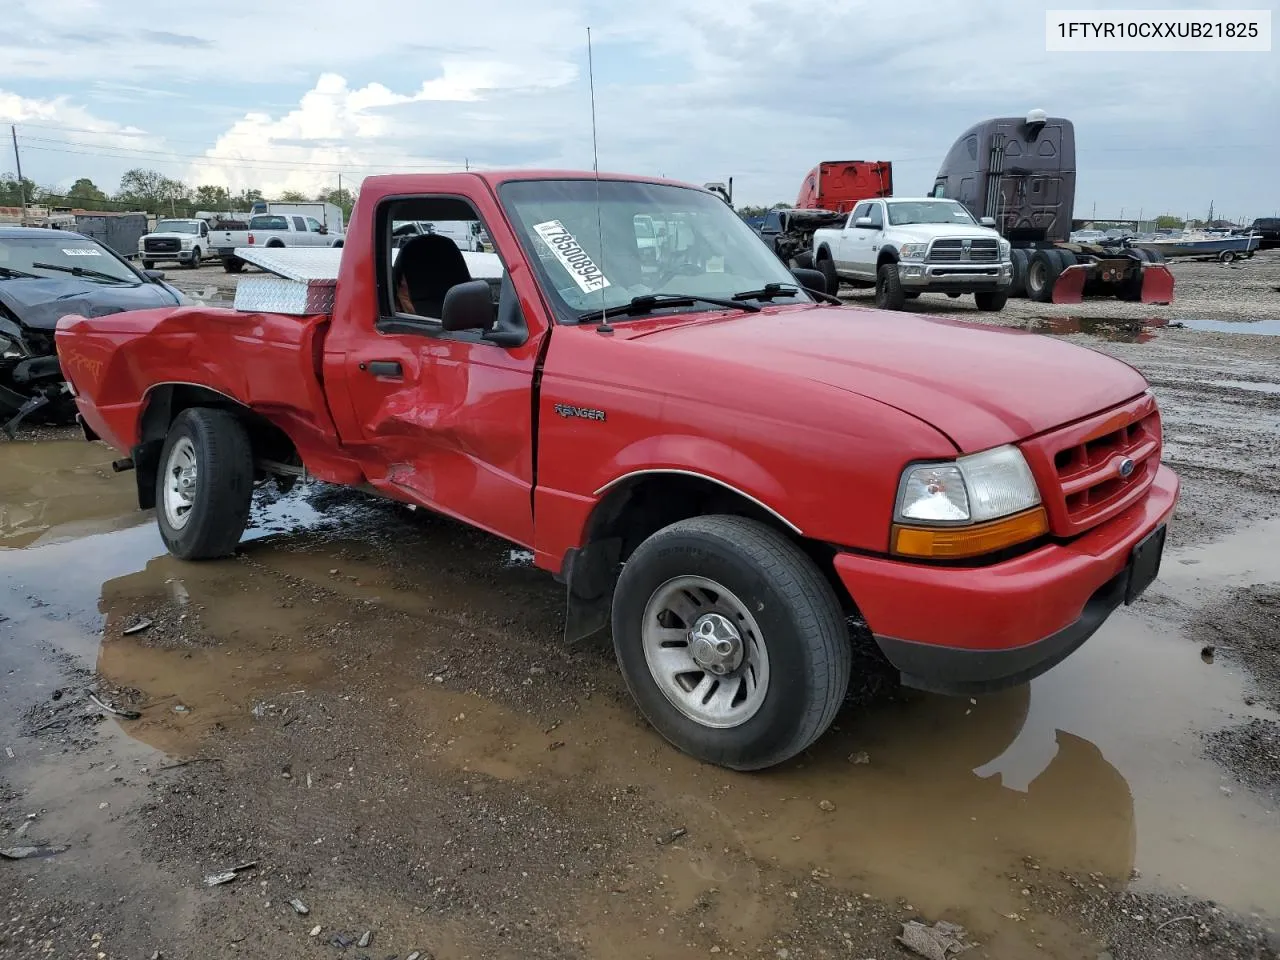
(3, 439), (1279, 957)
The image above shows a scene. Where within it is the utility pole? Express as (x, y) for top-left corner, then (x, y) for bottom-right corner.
(465, 157), (470, 172)
(10, 125), (28, 223)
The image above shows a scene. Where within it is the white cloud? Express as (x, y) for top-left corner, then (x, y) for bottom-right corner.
(2, 0), (1275, 214)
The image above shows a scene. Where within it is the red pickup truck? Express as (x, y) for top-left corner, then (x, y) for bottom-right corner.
(56, 171), (1178, 771)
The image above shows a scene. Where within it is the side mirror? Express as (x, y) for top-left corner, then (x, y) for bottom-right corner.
(791, 267), (827, 293)
(980, 217), (997, 227)
(854, 217), (874, 229)
(318, 226), (328, 235)
(440, 279), (495, 332)
(143, 269), (166, 281)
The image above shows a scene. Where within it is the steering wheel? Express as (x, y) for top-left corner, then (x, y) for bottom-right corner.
(655, 259), (704, 287)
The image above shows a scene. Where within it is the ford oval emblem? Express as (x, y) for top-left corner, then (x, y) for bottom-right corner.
(1117, 457), (1136, 478)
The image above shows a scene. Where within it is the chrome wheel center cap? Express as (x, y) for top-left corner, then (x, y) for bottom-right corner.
(688, 613), (743, 676)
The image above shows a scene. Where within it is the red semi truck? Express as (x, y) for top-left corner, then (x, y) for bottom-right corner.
(56, 170), (1177, 770)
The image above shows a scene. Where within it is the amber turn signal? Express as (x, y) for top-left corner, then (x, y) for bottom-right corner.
(891, 507), (1049, 560)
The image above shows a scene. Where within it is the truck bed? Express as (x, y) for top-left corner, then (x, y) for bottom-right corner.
(56, 304), (366, 486)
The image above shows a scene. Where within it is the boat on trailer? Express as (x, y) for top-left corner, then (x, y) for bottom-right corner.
(1131, 231), (1261, 263)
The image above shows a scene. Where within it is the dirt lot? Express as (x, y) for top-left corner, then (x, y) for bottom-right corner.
(2, 253), (1279, 960)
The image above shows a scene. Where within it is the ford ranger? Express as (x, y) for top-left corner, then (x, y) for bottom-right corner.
(813, 197), (1014, 311)
(56, 171), (1178, 771)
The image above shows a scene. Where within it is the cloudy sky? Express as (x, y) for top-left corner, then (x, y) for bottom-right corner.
(1, 0), (1276, 218)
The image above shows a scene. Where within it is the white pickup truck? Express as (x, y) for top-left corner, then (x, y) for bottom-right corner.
(139, 218), (214, 270)
(812, 197), (1013, 312)
(217, 213), (346, 273)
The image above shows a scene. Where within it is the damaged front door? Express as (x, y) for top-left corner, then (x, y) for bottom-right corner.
(332, 193), (545, 548)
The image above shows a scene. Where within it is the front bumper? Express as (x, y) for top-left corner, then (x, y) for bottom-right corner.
(140, 249), (194, 261)
(834, 464), (1179, 695)
(898, 260), (1013, 291)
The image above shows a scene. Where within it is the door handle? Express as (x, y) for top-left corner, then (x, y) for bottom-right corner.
(364, 360), (403, 378)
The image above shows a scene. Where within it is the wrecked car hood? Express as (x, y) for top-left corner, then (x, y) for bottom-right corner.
(630, 304), (1149, 452)
(0, 278), (182, 332)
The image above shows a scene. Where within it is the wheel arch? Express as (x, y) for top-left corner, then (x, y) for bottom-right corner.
(815, 243), (833, 261)
(133, 382), (299, 509)
(560, 469), (857, 644)
(877, 247), (900, 268)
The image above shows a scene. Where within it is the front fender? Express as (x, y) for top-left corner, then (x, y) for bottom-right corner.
(592, 434), (799, 531)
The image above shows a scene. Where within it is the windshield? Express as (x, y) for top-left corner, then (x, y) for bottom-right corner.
(155, 220), (199, 234)
(498, 179), (808, 320)
(886, 201), (977, 226)
(0, 235), (139, 283)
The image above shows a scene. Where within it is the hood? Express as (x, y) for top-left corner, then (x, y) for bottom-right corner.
(145, 232), (196, 240)
(630, 305), (1148, 452)
(0, 277), (180, 333)
(891, 223), (1002, 242)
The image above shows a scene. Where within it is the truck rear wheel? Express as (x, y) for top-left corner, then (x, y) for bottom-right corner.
(874, 264), (906, 310)
(223, 257), (244, 273)
(611, 515), (851, 771)
(817, 257), (839, 296)
(1026, 250), (1063, 303)
(156, 408), (255, 561)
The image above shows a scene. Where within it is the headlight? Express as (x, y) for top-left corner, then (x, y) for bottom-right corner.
(0, 333), (27, 360)
(998, 238), (1011, 257)
(893, 445), (1046, 559)
(899, 242), (929, 261)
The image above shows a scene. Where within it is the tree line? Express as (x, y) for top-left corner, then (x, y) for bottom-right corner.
(0, 168), (355, 219)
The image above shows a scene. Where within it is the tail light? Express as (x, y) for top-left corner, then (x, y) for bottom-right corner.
(248, 233), (255, 245)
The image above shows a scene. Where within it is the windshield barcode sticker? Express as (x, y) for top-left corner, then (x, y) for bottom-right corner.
(532, 220), (610, 294)
(62, 248), (102, 256)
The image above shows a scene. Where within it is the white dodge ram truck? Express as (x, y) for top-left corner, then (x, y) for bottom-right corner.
(812, 197), (1013, 311)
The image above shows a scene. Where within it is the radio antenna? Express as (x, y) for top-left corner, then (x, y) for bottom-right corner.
(587, 26), (613, 334)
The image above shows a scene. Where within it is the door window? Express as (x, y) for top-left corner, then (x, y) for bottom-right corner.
(866, 204), (883, 229)
(306, 217), (323, 232)
(849, 202), (870, 227)
(378, 196), (517, 342)
(292, 216), (307, 231)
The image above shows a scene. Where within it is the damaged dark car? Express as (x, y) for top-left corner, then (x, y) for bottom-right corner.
(0, 227), (187, 436)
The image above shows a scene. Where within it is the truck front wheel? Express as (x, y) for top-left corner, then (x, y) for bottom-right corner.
(1026, 250), (1063, 303)
(156, 408), (255, 561)
(142, 260), (155, 271)
(874, 264), (906, 310)
(974, 290), (1008, 311)
(611, 516), (851, 771)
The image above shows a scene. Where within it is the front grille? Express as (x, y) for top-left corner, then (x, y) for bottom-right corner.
(928, 238), (1000, 263)
(1019, 394), (1162, 536)
(144, 238), (180, 253)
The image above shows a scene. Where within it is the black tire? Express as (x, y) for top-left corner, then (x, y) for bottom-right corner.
(793, 250), (814, 270)
(903, 291), (920, 299)
(223, 257), (244, 274)
(817, 256), (839, 295)
(155, 408), (255, 561)
(1026, 249), (1064, 303)
(611, 515), (851, 771)
(1218, 249), (1236, 264)
(974, 290), (1009, 312)
(142, 260), (155, 271)
(1143, 248), (1166, 264)
(332, 240), (344, 249)
(874, 263), (906, 310)
(188, 248), (201, 269)
(1009, 248), (1030, 297)
(266, 239), (284, 248)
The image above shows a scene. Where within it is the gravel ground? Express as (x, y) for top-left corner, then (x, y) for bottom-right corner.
(2, 251), (1279, 960)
